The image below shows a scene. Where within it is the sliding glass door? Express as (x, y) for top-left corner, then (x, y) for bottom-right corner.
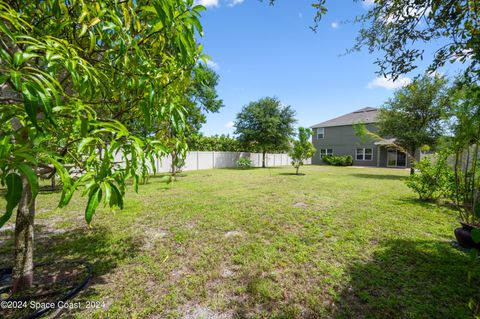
(387, 149), (407, 167)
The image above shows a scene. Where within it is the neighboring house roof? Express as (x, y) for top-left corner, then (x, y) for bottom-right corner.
(311, 107), (379, 128)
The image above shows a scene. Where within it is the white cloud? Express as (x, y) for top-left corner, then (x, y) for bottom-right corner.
(331, 22), (339, 29)
(228, 0), (244, 7)
(205, 59), (219, 70)
(225, 121), (235, 128)
(366, 76), (412, 90)
(196, 0), (219, 7)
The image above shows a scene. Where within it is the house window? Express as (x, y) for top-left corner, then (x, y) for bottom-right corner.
(317, 128), (324, 139)
(356, 148), (373, 161)
(320, 149), (333, 158)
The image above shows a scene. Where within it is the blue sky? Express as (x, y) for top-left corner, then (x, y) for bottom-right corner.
(195, 0), (463, 136)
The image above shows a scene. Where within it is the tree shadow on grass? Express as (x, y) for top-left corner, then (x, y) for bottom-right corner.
(395, 197), (446, 209)
(221, 240), (480, 319)
(278, 173), (306, 176)
(333, 239), (480, 318)
(350, 173), (407, 181)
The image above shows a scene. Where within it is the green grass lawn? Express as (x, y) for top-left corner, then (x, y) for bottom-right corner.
(1, 165), (479, 318)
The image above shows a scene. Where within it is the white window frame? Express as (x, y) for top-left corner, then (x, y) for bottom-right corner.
(320, 148), (333, 158)
(317, 128), (325, 139)
(356, 148), (373, 161)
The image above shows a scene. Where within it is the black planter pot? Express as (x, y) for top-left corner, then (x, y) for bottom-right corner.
(454, 222), (480, 250)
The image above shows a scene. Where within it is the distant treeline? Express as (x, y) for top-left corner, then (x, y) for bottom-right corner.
(187, 134), (287, 153)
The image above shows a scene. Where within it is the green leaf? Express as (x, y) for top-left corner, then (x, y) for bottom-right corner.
(13, 51), (22, 67)
(81, 117), (88, 137)
(17, 163), (39, 200)
(89, 17), (101, 27)
(0, 173), (23, 228)
(41, 156), (72, 190)
(10, 70), (21, 90)
(103, 181), (112, 207)
(79, 24), (88, 37)
(0, 48), (12, 64)
(0, 74), (9, 85)
(133, 174), (139, 193)
(78, 137), (96, 153)
(85, 186), (102, 224)
(475, 203), (480, 218)
(472, 228), (480, 244)
(60, 172), (94, 208)
(109, 183), (123, 209)
(13, 151), (38, 164)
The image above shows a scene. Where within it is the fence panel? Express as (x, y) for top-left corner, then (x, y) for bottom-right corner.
(147, 151), (309, 172)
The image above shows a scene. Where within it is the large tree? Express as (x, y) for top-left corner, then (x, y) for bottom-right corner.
(269, 0), (479, 80)
(377, 74), (449, 174)
(185, 64), (224, 135)
(234, 97), (296, 167)
(0, 0), (205, 293)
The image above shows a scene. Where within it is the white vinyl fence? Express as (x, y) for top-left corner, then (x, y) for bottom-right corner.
(151, 151), (311, 173)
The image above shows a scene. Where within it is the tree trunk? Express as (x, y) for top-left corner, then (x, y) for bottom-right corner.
(262, 151), (266, 168)
(12, 176), (35, 294)
(409, 148), (416, 176)
(170, 150), (177, 176)
(295, 165), (300, 175)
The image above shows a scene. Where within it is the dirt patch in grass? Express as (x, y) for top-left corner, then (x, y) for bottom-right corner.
(293, 202), (308, 208)
(224, 230), (244, 238)
(179, 303), (233, 319)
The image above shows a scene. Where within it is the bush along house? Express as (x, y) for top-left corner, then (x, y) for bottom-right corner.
(310, 107), (418, 168)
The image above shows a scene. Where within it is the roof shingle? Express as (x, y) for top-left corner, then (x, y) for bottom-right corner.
(311, 107), (379, 128)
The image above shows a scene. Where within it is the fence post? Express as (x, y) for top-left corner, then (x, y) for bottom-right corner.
(212, 151), (215, 169)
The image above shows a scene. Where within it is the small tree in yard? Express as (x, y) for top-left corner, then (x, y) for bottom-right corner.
(289, 127), (316, 175)
(0, 0), (205, 294)
(234, 97), (296, 167)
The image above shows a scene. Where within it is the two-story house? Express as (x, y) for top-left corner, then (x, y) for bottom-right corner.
(310, 107), (414, 168)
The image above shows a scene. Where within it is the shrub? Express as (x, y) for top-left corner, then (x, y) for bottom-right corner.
(237, 157), (253, 168)
(322, 155), (353, 166)
(405, 154), (453, 201)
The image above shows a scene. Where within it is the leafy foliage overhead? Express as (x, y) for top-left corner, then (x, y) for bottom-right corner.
(0, 0), (206, 226)
(270, 0), (479, 80)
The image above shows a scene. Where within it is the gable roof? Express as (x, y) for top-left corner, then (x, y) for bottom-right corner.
(311, 107), (379, 128)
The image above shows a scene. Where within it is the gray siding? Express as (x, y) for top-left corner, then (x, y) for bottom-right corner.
(311, 124), (379, 166)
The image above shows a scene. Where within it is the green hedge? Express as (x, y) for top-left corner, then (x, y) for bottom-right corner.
(322, 155), (353, 166)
